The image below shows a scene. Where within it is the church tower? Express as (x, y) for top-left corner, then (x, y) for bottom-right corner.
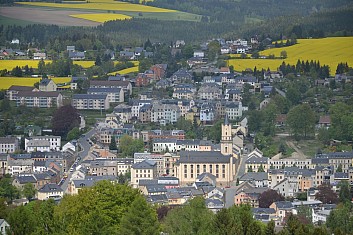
(221, 114), (233, 155)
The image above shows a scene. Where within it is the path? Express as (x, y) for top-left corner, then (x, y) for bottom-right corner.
(286, 140), (307, 159)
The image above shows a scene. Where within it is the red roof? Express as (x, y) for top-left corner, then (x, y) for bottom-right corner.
(319, 115), (331, 124)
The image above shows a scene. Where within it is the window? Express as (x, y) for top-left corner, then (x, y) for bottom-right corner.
(210, 165), (213, 174)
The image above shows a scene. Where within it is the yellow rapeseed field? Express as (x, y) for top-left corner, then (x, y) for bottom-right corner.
(17, 0), (175, 13)
(227, 37), (353, 75)
(0, 77), (72, 90)
(0, 60), (98, 70)
(108, 66), (138, 75)
(70, 13), (132, 23)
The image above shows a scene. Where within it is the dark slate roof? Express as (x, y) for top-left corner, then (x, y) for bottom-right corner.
(38, 183), (63, 193)
(254, 214), (270, 221)
(87, 87), (121, 93)
(39, 78), (52, 86)
(147, 194), (168, 203)
(17, 91), (60, 97)
(240, 172), (268, 181)
(34, 161), (46, 167)
(312, 157), (329, 164)
(146, 184), (167, 193)
(334, 172), (348, 179)
(274, 201), (293, 209)
(0, 137), (17, 144)
(178, 151), (231, 163)
(8, 85), (34, 91)
(139, 179), (158, 186)
(16, 175), (36, 184)
(316, 151), (353, 159)
(246, 156), (268, 164)
(205, 198), (224, 206)
(72, 94), (107, 100)
(71, 77), (88, 83)
(69, 51), (85, 58)
(132, 160), (156, 169)
(252, 208), (276, 214)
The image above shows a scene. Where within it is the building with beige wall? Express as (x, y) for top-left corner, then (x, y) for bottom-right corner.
(37, 183), (63, 200)
(16, 91), (63, 108)
(131, 160), (158, 187)
(72, 94), (110, 110)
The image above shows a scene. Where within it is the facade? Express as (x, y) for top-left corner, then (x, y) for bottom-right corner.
(0, 137), (19, 154)
(87, 87), (124, 103)
(25, 136), (61, 152)
(151, 102), (181, 125)
(39, 78), (57, 92)
(72, 94), (110, 110)
(7, 85), (35, 101)
(37, 183), (64, 200)
(16, 91), (63, 108)
(89, 80), (132, 95)
(131, 160), (158, 187)
(175, 151), (235, 187)
(0, 219), (10, 235)
(26, 139), (50, 152)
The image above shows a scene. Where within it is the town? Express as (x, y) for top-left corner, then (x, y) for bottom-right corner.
(0, 33), (353, 234)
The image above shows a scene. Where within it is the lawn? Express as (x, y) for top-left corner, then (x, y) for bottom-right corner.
(17, 0), (176, 13)
(0, 77), (72, 90)
(227, 37), (353, 75)
(70, 13), (132, 23)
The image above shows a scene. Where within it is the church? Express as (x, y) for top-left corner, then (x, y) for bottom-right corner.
(174, 115), (238, 187)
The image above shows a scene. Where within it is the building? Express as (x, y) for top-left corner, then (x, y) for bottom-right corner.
(26, 139), (50, 152)
(70, 77), (88, 90)
(0, 219), (10, 235)
(39, 78), (57, 91)
(198, 84), (222, 100)
(16, 91), (63, 108)
(175, 151), (235, 187)
(151, 102), (181, 125)
(72, 94), (110, 110)
(68, 51), (85, 60)
(25, 136), (61, 152)
(131, 160), (158, 187)
(33, 52), (46, 60)
(7, 85), (36, 101)
(87, 87), (124, 103)
(90, 80), (132, 96)
(221, 115), (233, 156)
(37, 183), (64, 200)
(0, 137), (19, 153)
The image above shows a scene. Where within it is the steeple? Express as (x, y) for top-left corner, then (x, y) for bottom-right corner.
(224, 114), (229, 125)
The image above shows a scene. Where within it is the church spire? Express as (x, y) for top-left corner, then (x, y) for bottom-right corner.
(224, 114), (229, 125)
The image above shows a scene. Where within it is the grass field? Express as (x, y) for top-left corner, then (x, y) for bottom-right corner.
(0, 77), (72, 90)
(227, 37), (353, 75)
(70, 13), (132, 22)
(17, 0), (176, 13)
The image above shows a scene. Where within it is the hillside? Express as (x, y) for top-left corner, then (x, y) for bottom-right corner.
(227, 37), (353, 75)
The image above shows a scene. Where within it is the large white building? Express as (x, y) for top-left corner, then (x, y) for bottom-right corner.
(0, 137), (19, 154)
(25, 136), (61, 152)
(151, 102), (181, 125)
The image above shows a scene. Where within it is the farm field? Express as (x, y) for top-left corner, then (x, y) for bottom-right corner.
(16, 0), (176, 13)
(0, 77), (72, 90)
(227, 37), (353, 75)
(70, 13), (132, 23)
(0, 60), (105, 70)
(108, 66), (139, 75)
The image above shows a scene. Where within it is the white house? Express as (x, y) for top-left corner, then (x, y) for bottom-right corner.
(152, 139), (177, 153)
(25, 136), (61, 152)
(0, 219), (10, 235)
(193, 51), (205, 58)
(62, 141), (77, 152)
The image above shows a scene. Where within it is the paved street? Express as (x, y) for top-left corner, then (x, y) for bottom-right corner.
(60, 128), (96, 192)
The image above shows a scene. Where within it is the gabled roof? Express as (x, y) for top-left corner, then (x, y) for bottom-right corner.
(17, 91), (60, 98)
(39, 78), (53, 86)
(273, 201), (293, 209)
(252, 207), (276, 214)
(15, 175), (36, 184)
(132, 159), (156, 169)
(240, 172), (268, 181)
(178, 151), (231, 163)
(38, 183), (63, 193)
(8, 85), (34, 91)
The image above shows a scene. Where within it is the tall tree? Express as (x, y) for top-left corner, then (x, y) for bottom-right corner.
(287, 103), (316, 140)
(258, 189), (284, 208)
(338, 180), (352, 203)
(119, 196), (160, 235)
(22, 183), (36, 200)
(109, 136), (118, 150)
(51, 105), (80, 138)
(315, 183), (339, 204)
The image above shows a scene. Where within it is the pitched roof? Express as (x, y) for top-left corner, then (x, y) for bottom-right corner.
(273, 201), (293, 209)
(240, 172), (268, 181)
(132, 159), (156, 169)
(178, 151), (231, 163)
(72, 94), (107, 100)
(8, 85), (34, 91)
(319, 115), (331, 124)
(17, 91), (60, 97)
(38, 183), (63, 193)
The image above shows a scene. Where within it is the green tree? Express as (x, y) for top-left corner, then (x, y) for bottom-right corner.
(287, 103), (316, 140)
(119, 135), (144, 157)
(38, 59), (46, 75)
(119, 196), (160, 235)
(109, 136), (118, 150)
(22, 183), (36, 200)
(0, 175), (20, 201)
(280, 50), (288, 59)
(66, 127), (80, 141)
(338, 180), (351, 203)
(163, 197), (216, 235)
(207, 40), (220, 62)
(265, 220), (275, 235)
(336, 164), (343, 173)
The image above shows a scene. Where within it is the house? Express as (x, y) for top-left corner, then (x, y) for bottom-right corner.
(0, 219), (10, 235)
(234, 182), (268, 207)
(87, 87), (124, 103)
(252, 208), (278, 224)
(70, 77), (88, 90)
(39, 78), (57, 92)
(62, 141), (77, 152)
(131, 160), (158, 188)
(25, 136), (61, 152)
(239, 172), (268, 187)
(68, 51), (85, 60)
(72, 94), (110, 110)
(318, 115), (331, 129)
(26, 139), (50, 152)
(275, 114), (287, 127)
(0, 137), (19, 154)
(171, 69), (193, 82)
(68, 175), (117, 195)
(193, 51), (205, 58)
(270, 201), (293, 221)
(224, 101), (244, 120)
(200, 103), (216, 123)
(150, 64), (167, 80)
(136, 73), (150, 87)
(90, 80), (132, 95)
(155, 79), (172, 89)
(8, 158), (34, 175)
(264, 71), (283, 80)
(198, 84), (222, 100)
(16, 91), (63, 108)
(37, 183), (63, 200)
(119, 51), (135, 60)
(172, 89), (194, 100)
(187, 57), (206, 67)
(33, 52), (46, 60)
(6, 85), (36, 101)
(151, 102), (181, 125)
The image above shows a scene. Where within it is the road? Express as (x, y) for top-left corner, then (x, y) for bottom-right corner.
(60, 128), (96, 192)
